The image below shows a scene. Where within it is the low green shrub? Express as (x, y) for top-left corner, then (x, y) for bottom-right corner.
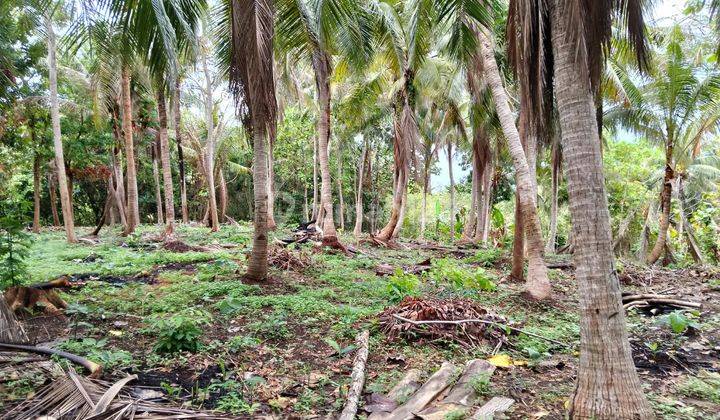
(146, 309), (211, 353)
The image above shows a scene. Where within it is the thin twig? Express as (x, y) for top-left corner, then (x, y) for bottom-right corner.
(391, 314), (570, 348)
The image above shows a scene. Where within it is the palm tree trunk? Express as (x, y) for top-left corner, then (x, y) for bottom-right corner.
(156, 88), (175, 236)
(48, 171), (60, 227)
(462, 169), (477, 241)
(312, 50), (338, 241)
(32, 151), (41, 234)
(45, 13), (76, 244)
(267, 145), (277, 229)
(478, 31), (549, 299)
(678, 177), (703, 264)
(247, 126), (271, 281)
(312, 135), (319, 220)
(545, 141), (560, 253)
(478, 162), (493, 243)
(304, 185), (310, 222)
(219, 168), (228, 222)
(121, 66), (139, 234)
(511, 191), (525, 279)
(202, 48), (220, 232)
(377, 96), (413, 241)
(447, 140), (456, 240)
(337, 146), (345, 232)
(550, 3), (652, 417)
(354, 138), (368, 238)
(152, 137), (165, 225)
(173, 80), (189, 223)
(420, 158), (431, 238)
(646, 139), (674, 264)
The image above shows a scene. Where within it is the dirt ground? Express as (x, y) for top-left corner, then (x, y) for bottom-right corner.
(1, 226), (718, 419)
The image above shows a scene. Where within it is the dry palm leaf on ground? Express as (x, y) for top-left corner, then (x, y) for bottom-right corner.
(2, 368), (229, 420)
(379, 297), (510, 348)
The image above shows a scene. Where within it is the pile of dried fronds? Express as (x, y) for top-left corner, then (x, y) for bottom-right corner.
(2, 369), (229, 420)
(379, 297), (509, 348)
(268, 247), (312, 271)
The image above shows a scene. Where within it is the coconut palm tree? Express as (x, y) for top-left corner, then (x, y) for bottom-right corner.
(215, 0), (277, 281)
(44, 10), (77, 244)
(605, 25), (720, 265)
(276, 0), (372, 247)
(545, 0), (654, 416)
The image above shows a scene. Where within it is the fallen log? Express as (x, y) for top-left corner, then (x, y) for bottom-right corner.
(417, 359), (496, 420)
(621, 293), (701, 310)
(339, 330), (370, 420)
(391, 314), (570, 348)
(384, 362), (457, 420)
(367, 370), (422, 419)
(472, 396), (515, 419)
(0, 342), (102, 377)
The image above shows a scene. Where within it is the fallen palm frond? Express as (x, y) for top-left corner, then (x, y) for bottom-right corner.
(378, 297), (510, 348)
(1, 369), (230, 420)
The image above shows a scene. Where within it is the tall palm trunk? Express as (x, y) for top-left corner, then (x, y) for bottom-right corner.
(477, 161), (493, 243)
(48, 171), (60, 226)
(377, 88), (414, 241)
(267, 146), (277, 229)
(420, 154), (432, 238)
(646, 138), (674, 264)
(545, 141), (561, 253)
(550, 3), (652, 418)
(174, 80), (189, 223)
(447, 140), (456, 240)
(45, 13), (76, 244)
(32, 151), (41, 234)
(121, 66), (139, 234)
(312, 50), (338, 241)
(151, 137), (165, 225)
(202, 49), (220, 232)
(354, 138), (368, 238)
(478, 31), (550, 299)
(219, 168), (228, 222)
(156, 89), (175, 236)
(337, 145), (345, 231)
(461, 164), (478, 241)
(247, 127), (270, 280)
(312, 135), (319, 220)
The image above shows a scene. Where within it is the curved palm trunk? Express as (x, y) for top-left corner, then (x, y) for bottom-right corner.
(202, 49), (220, 232)
(478, 31), (549, 299)
(174, 80), (189, 224)
(32, 151), (41, 234)
(46, 14), (76, 244)
(312, 50), (338, 242)
(447, 140), (456, 240)
(477, 161), (493, 243)
(550, 3), (652, 418)
(156, 89), (175, 236)
(646, 140), (674, 264)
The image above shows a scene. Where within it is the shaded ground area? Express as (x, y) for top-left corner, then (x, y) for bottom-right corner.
(1, 224), (718, 418)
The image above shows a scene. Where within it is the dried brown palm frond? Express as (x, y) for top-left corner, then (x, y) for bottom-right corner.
(2, 369), (229, 420)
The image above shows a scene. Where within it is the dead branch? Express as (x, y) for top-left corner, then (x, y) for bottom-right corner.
(339, 330), (370, 420)
(0, 342), (102, 377)
(391, 314), (570, 348)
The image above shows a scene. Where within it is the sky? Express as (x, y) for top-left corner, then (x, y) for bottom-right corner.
(430, 0), (689, 192)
